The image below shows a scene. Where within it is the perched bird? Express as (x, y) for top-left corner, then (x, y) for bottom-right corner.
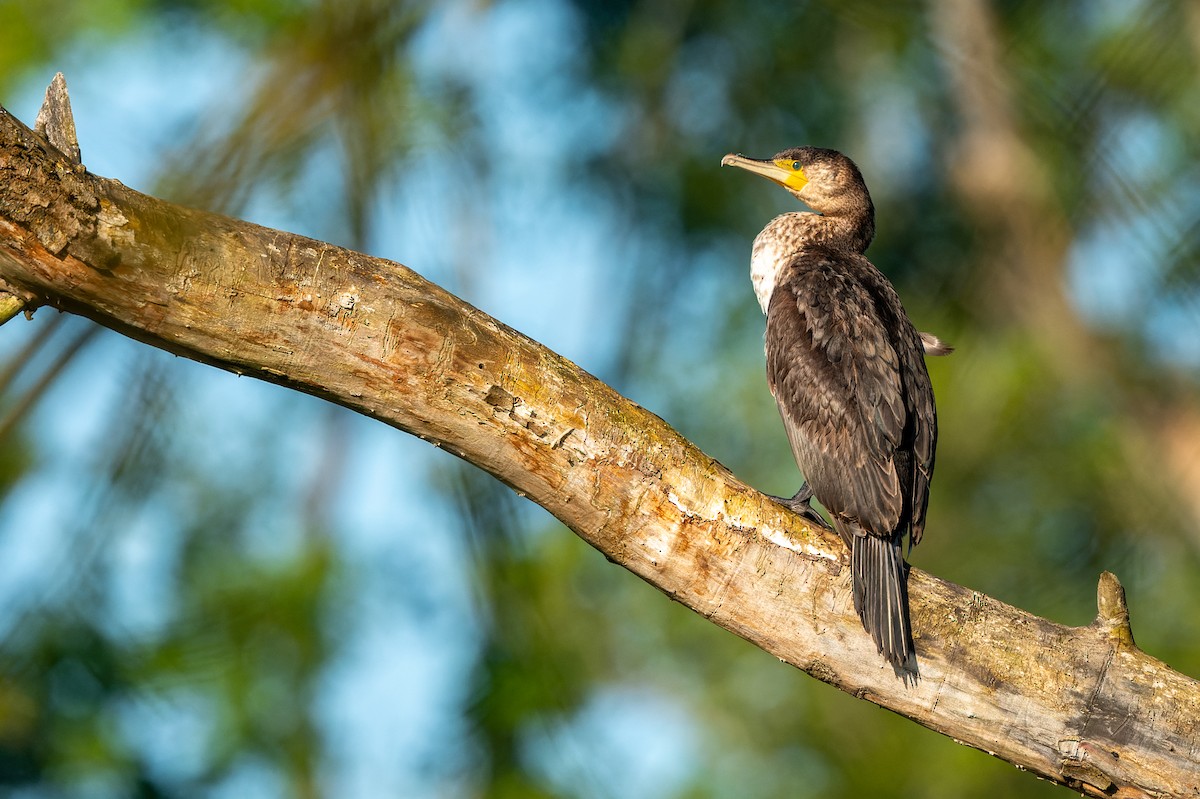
(722, 147), (948, 672)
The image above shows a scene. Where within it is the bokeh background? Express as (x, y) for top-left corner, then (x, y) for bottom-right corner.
(1, 1), (1199, 797)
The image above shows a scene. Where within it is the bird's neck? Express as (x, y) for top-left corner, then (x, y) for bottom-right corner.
(749, 210), (874, 312)
(805, 197), (875, 251)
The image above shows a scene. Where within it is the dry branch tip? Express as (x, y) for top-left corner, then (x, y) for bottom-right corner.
(34, 72), (81, 165)
(0, 280), (33, 326)
(1094, 570), (1135, 647)
(0, 294), (27, 327)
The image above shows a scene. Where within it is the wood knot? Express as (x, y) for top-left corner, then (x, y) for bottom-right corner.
(1058, 739), (1120, 793)
(484, 385), (516, 412)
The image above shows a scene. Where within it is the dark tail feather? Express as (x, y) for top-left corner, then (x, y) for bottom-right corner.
(852, 534), (915, 672)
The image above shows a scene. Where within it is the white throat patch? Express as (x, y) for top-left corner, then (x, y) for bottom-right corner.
(749, 213), (810, 313)
(750, 235), (785, 313)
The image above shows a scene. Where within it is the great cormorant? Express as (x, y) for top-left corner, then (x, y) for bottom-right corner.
(722, 146), (948, 672)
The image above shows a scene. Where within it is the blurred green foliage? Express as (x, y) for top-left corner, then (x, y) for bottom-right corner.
(0, 0), (1199, 797)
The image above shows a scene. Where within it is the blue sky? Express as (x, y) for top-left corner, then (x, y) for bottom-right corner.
(1, 1), (703, 796)
(4, 1), (1199, 795)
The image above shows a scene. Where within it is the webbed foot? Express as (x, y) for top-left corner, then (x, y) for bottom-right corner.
(770, 484), (834, 531)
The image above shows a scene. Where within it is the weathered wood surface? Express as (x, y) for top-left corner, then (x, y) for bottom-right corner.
(1, 97), (1197, 797)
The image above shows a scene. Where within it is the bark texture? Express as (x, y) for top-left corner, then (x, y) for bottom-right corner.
(1, 103), (1198, 797)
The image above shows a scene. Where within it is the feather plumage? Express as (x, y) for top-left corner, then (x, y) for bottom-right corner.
(724, 146), (942, 672)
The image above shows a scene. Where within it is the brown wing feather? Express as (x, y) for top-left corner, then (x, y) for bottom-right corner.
(902, 324), (937, 547)
(766, 248), (934, 542)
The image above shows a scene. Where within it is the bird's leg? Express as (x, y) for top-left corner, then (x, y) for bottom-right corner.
(771, 483), (834, 530)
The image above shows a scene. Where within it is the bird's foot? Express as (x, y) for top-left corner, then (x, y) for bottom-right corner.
(770, 485), (834, 531)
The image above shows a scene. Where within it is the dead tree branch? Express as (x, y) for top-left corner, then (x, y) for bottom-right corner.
(0, 85), (1197, 797)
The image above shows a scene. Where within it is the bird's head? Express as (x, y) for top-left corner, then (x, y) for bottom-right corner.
(721, 146), (871, 218)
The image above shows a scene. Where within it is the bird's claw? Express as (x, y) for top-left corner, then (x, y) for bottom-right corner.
(770, 485), (834, 531)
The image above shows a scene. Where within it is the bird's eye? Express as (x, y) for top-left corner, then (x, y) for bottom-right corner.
(791, 161), (801, 171)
